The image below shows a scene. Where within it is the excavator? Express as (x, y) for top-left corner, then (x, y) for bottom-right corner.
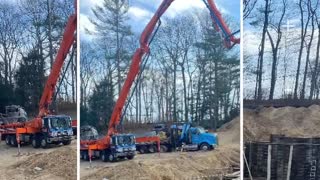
(0, 1), (77, 152)
(80, 0), (239, 162)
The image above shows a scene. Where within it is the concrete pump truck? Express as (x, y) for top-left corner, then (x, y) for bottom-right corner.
(80, 0), (239, 162)
(0, 1), (77, 152)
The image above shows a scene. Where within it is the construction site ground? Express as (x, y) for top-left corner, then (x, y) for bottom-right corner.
(244, 105), (320, 141)
(80, 117), (240, 180)
(0, 137), (77, 180)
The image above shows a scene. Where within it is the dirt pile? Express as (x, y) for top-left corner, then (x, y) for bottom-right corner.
(12, 146), (76, 180)
(81, 145), (239, 180)
(244, 105), (320, 142)
(218, 117), (240, 145)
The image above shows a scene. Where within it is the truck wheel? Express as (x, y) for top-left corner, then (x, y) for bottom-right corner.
(5, 136), (11, 145)
(200, 143), (210, 151)
(108, 153), (116, 162)
(40, 137), (48, 148)
(139, 146), (146, 154)
(32, 137), (40, 148)
(101, 151), (108, 162)
(148, 145), (156, 153)
(83, 152), (89, 161)
(80, 151), (84, 159)
(62, 140), (71, 145)
(160, 145), (168, 152)
(10, 136), (18, 147)
(127, 155), (134, 160)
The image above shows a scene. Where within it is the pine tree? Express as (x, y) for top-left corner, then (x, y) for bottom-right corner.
(15, 49), (45, 112)
(87, 77), (115, 131)
(90, 0), (133, 95)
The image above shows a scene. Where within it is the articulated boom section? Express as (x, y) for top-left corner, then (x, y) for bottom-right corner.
(204, 0), (240, 48)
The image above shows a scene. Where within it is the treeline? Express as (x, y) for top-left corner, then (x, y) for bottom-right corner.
(244, 0), (320, 100)
(80, 0), (240, 131)
(0, 0), (76, 113)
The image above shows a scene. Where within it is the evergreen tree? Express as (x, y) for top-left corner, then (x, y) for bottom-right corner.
(90, 0), (133, 95)
(15, 50), (45, 112)
(87, 77), (115, 131)
(195, 24), (239, 129)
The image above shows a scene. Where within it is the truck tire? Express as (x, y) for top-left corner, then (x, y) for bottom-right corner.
(10, 136), (18, 147)
(40, 137), (48, 148)
(127, 155), (134, 160)
(139, 146), (147, 154)
(200, 143), (210, 151)
(5, 136), (11, 145)
(148, 145), (157, 153)
(107, 153), (116, 162)
(62, 140), (71, 145)
(32, 136), (40, 148)
(101, 151), (108, 162)
(160, 145), (168, 152)
(80, 151), (84, 159)
(83, 152), (89, 161)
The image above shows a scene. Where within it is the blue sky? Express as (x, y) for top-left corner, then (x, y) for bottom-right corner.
(80, 0), (240, 40)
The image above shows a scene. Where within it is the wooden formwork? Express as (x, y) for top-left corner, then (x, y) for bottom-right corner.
(245, 135), (320, 180)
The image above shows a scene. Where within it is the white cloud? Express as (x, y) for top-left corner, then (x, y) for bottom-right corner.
(128, 6), (153, 20)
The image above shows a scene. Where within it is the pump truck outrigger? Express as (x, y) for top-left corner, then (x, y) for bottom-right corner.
(80, 0), (239, 163)
(0, 1), (77, 152)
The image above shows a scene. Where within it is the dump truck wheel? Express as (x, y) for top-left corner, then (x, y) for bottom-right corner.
(160, 145), (168, 152)
(5, 136), (11, 145)
(148, 145), (157, 153)
(139, 146), (146, 154)
(62, 140), (71, 145)
(32, 136), (40, 148)
(127, 155), (134, 160)
(54, 141), (61, 145)
(41, 137), (48, 148)
(200, 143), (210, 151)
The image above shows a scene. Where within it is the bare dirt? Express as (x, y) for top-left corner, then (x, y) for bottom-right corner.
(0, 139), (77, 180)
(244, 105), (320, 142)
(80, 118), (240, 180)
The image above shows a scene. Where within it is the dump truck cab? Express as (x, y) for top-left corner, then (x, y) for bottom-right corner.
(177, 124), (218, 151)
(186, 126), (217, 150)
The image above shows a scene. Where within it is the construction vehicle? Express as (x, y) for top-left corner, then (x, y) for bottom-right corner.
(80, 0), (239, 163)
(0, 2), (76, 151)
(136, 123), (217, 153)
(0, 105), (27, 125)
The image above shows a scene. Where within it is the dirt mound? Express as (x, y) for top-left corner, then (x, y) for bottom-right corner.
(244, 105), (320, 142)
(81, 145), (239, 180)
(218, 117), (240, 145)
(12, 147), (76, 180)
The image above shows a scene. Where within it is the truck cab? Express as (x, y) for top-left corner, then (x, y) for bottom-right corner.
(100, 134), (136, 162)
(179, 124), (218, 151)
(36, 115), (73, 147)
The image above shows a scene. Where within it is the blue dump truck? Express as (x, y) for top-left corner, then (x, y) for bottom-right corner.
(135, 123), (218, 153)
